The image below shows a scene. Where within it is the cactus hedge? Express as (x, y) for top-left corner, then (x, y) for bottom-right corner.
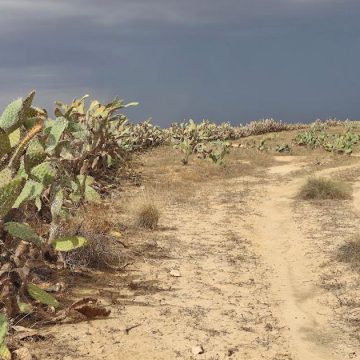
(0, 91), (141, 348)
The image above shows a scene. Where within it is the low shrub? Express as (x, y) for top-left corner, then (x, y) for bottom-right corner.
(298, 177), (352, 200)
(135, 203), (160, 230)
(336, 235), (360, 270)
(136, 204), (160, 230)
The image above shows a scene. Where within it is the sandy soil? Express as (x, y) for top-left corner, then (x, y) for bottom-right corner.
(28, 152), (360, 360)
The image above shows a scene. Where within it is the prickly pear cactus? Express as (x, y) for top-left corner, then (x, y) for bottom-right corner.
(0, 315), (10, 360)
(24, 138), (46, 169)
(12, 180), (43, 209)
(0, 177), (25, 217)
(0, 130), (11, 159)
(4, 222), (42, 247)
(30, 162), (56, 186)
(27, 283), (60, 308)
(51, 235), (87, 252)
(0, 90), (35, 134)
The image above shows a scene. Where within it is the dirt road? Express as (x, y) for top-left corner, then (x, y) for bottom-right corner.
(31, 156), (360, 360)
(245, 158), (359, 360)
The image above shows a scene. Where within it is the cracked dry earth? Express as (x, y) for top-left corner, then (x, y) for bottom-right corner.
(31, 155), (360, 360)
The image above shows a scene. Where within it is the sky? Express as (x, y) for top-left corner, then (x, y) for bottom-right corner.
(0, 0), (359, 126)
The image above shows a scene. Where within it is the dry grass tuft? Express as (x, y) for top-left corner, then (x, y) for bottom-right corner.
(336, 235), (360, 270)
(64, 232), (123, 269)
(298, 177), (352, 200)
(62, 203), (125, 269)
(135, 203), (160, 230)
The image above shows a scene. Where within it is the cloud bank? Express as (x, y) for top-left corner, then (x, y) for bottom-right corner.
(0, 0), (359, 124)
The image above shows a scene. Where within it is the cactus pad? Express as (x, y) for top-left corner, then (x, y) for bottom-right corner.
(51, 236), (87, 252)
(0, 91), (35, 134)
(0, 98), (23, 133)
(0, 177), (25, 217)
(25, 138), (46, 169)
(46, 117), (68, 151)
(27, 283), (60, 308)
(0, 314), (7, 346)
(4, 222), (42, 247)
(8, 128), (21, 148)
(0, 130), (11, 159)
(13, 180), (43, 209)
(30, 162), (56, 186)
(0, 314), (10, 360)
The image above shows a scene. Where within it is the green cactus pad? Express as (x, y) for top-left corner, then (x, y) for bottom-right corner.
(0, 169), (12, 188)
(30, 162), (57, 186)
(0, 91), (35, 134)
(24, 106), (46, 130)
(17, 300), (33, 314)
(51, 236), (87, 252)
(0, 343), (11, 360)
(13, 180), (43, 209)
(46, 117), (68, 151)
(0, 314), (8, 345)
(4, 222), (42, 247)
(0, 314), (10, 360)
(0, 177), (25, 217)
(84, 185), (101, 203)
(0, 131), (11, 159)
(8, 128), (21, 148)
(23, 117), (37, 130)
(22, 90), (36, 111)
(25, 138), (46, 169)
(27, 283), (60, 308)
(0, 98), (23, 133)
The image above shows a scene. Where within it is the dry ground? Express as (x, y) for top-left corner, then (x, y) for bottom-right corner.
(26, 134), (360, 360)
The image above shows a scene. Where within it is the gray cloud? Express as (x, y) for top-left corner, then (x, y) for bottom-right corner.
(0, 0), (359, 124)
(0, 0), (357, 30)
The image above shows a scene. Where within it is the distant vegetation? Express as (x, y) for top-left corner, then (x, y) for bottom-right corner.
(295, 123), (360, 154)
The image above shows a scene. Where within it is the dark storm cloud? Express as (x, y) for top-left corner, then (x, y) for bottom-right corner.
(0, 0), (354, 27)
(0, 0), (359, 124)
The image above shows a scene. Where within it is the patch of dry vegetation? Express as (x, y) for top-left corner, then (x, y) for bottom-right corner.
(298, 177), (352, 200)
(135, 203), (160, 229)
(63, 203), (125, 269)
(121, 189), (162, 230)
(336, 234), (360, 270)
(139, 145), (276, 184)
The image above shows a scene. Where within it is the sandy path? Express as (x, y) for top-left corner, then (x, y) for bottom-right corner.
(244, 172), (336, 359)
(244, 159), (360, 360)
(31, 177), (291, 359)
(30, 158), (360, 360)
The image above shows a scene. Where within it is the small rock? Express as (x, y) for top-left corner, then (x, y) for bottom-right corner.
(45, 282), (64, 292)
(14, 347), (32, 360)
(170, 269), (181, 277)
(192, 345), (204, 355)
(109, 230), (122, 238)
(227, 348), (236, 356)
